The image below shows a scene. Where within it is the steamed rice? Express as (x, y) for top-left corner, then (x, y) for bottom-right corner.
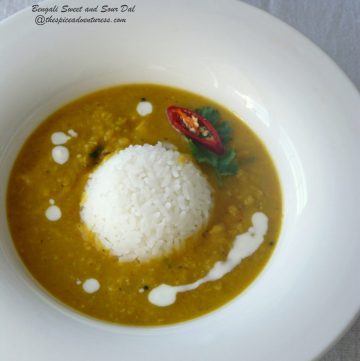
(80, 143), (212, 261)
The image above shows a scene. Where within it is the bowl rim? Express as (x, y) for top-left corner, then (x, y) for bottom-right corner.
(1, 1), (360, 360)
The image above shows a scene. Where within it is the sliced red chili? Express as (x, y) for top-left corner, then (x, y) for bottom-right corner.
(166, 106), (225, 155)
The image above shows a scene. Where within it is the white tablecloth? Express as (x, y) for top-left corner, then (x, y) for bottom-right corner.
(1, 0), (359, 360)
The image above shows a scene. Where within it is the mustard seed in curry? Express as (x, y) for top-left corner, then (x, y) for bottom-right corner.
(7, 84), (282, 325)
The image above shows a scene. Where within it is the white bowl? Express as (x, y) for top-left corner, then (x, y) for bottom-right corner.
(1, 1), (360, 360)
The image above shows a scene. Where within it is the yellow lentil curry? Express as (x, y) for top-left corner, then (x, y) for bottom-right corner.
(7, 84), (282, 325)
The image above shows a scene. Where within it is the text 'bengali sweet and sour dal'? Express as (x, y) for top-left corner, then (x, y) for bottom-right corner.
(7, 84), (282, 325)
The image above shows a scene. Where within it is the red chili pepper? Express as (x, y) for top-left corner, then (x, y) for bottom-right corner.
(166, 106), (225, 155)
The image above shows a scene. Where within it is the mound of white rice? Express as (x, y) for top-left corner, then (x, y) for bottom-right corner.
(80, 143), (212, 261)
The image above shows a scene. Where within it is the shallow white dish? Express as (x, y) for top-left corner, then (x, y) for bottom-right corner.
(1, 0), (360, 360)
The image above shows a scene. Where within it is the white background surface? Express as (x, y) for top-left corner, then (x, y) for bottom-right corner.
(0, 1), (359, 360)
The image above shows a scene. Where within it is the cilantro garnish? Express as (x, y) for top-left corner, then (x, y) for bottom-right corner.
(190, 107), (239, 182)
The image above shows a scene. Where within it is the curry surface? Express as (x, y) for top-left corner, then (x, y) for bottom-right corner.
(7, 84), (282, 325)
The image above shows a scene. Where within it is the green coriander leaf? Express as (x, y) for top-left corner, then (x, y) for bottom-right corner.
(218, 161), (238, 176)
(195, 107), (232, 145)
(186, 106), (250, 183)
(220, 149), (236, 165)
(195, 107), (221, 126)
(189, 141), (218, 168)
(217, 150), (238, 176)
(216, 121), (232, 144)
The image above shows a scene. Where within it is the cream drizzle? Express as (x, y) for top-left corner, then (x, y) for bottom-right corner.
(51, 132), (71, 145)
(50, 130), (78, 164)
(136, 100), (153, 116)
(52, 145), (69, 164)
(148, 212), (269, 307)
(82, 278), (100, 294)
(68, 129), (78, 137)
(45, 200), (62, 221)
